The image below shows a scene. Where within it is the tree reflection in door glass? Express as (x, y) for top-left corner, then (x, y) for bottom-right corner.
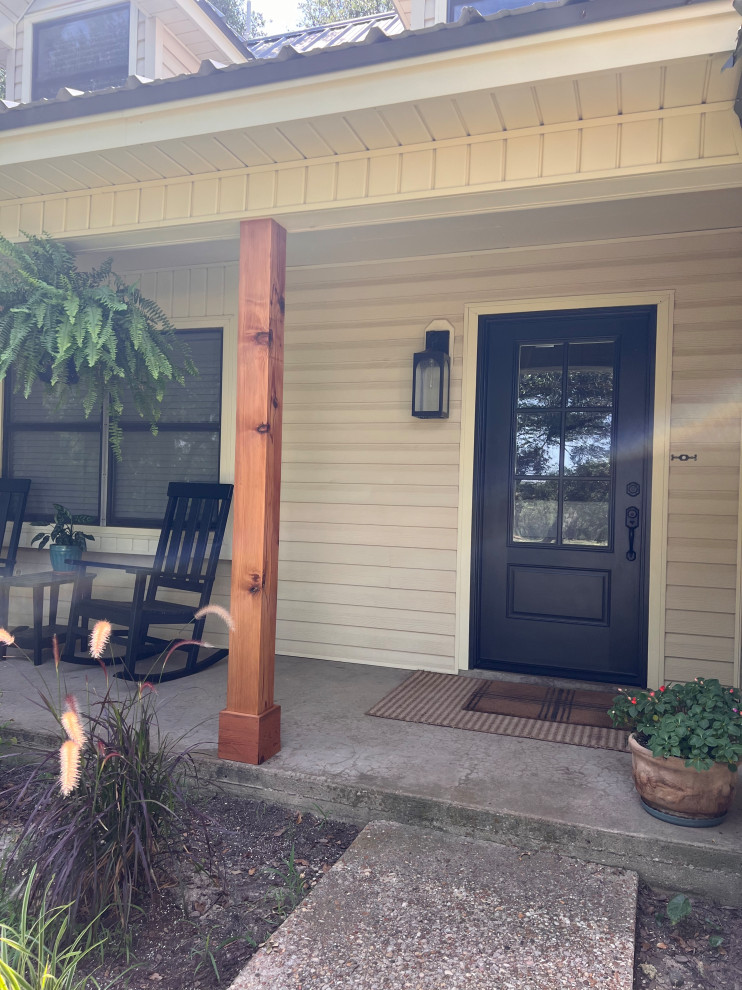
(562, 480), (610, 545)
(564, 412), (612, 476)
(512, 338), (616, 548)
(567, 341), (614, 407)
(513, 479), (558, 543)
(515, 412), (561, 476)
(518, 343), (563, 407)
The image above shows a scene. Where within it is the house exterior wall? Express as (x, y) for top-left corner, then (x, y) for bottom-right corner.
(9, 228), (740, 687)
(278, 228), (742, 687)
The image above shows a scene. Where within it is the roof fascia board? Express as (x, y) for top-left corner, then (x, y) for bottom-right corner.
(0, 1), (736, 162)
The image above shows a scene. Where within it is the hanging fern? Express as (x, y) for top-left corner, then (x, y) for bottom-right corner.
(0, 233), (196, 459)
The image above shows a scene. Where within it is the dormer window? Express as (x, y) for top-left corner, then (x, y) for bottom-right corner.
(32, 3), (130, 101)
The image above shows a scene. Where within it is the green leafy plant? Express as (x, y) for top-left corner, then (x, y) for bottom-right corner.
(0, 868), (109, 989)
(30, 504), (95, 552)
(3, 655), (207, 932)
(188, 927), (257, 984)
(268, 847), (307, 919)
(0, 233), (195, 458)
(666, 893), (692, 926)
(609, 678), (742, 771)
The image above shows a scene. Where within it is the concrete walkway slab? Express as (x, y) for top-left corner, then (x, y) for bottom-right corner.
(230, 821), (638, 990)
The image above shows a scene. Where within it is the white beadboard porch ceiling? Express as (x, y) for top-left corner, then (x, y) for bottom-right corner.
(0, 53), (736, 201)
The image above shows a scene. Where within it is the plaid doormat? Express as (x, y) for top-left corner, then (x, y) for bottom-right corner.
(367, 670), (629, 753)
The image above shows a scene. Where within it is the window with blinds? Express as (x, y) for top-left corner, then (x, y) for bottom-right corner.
(3, 329), (222, 528)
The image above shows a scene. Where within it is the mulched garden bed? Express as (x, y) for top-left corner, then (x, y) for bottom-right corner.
(0, 763), (359, 989)
(634, 882), (741, 990)
(2, 762), (740, 990)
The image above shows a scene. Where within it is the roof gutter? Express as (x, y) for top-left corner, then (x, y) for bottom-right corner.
(0, 0), (725, 132)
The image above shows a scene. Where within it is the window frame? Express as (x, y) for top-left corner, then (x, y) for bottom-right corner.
(2, 326), (224, 530)
(31, 2), (131, 102)
(21, 0), (135, 105)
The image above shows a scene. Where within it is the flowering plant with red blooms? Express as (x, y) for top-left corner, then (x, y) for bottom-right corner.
(609, 678), (742, 771)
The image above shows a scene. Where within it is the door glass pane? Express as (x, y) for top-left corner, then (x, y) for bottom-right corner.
(567, 340), (614, 407)
(562, 480), (610, 546)
(515, 412), (561, 476)
(513, 480), (558, 544)
(564, 412), (612, 477)
(518, 343), (563, 408)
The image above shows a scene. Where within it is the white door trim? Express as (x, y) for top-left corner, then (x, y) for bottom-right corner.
(455, 291), (674, 689)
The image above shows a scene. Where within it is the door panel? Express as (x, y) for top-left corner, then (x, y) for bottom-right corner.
(471, 307), (655, 685)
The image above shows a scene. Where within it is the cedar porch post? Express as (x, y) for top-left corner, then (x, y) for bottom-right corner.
(218, 218), (286, 764)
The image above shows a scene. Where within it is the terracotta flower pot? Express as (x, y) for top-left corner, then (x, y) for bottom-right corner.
(629, 734), (738, 828)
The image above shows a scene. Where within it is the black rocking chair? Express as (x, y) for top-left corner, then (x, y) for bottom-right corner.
(0, 479), (31, 578)
(62, 481), (234, 682)
(0, 478), (32, 659)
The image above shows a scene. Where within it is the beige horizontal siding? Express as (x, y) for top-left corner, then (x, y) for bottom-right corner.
(275, 228), (741, 680)
(8, 229), (739, 684)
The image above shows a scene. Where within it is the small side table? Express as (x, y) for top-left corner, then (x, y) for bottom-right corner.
(0, 570), (94, 665)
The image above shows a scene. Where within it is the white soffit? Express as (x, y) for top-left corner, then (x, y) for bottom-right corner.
(0, 53), (738, 198)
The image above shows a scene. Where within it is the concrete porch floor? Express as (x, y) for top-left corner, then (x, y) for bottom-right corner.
(1, 653), (740, 904)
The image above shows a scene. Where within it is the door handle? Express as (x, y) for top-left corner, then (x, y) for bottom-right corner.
(625, 506), (640, 561)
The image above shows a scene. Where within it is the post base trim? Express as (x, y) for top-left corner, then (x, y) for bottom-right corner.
(218, 705), (281, 765)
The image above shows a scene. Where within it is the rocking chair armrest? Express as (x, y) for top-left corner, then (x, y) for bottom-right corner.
(67, 559), (156, 576)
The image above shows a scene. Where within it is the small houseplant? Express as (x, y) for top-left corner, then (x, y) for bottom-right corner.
(609, 678), (742, 827)
(31, 503), (95, 571)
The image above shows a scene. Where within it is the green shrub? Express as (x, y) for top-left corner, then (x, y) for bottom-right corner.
(609, 678), (742, 771)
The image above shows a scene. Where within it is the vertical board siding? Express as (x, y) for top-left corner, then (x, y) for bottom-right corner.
(11, 21), (23, 101)
(11, 233), (740, 684)
(136, 10), (147, 76)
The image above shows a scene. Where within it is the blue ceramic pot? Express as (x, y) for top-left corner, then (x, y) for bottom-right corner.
(49, 544), (82, 572)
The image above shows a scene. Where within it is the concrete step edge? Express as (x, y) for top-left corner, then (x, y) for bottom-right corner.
(7, 726), (740, 905)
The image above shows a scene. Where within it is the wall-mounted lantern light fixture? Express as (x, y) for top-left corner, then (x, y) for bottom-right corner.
(412, 321), (451, 419)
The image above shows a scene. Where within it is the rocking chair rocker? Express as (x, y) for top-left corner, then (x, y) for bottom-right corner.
(62, 481), (234, 682)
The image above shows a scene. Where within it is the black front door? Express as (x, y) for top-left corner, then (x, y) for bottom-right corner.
(472, 307), (655, 686)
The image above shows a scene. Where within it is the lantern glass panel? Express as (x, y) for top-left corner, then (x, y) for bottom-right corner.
(441, 353), (450, 417)
(414, 353), (442, 414)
